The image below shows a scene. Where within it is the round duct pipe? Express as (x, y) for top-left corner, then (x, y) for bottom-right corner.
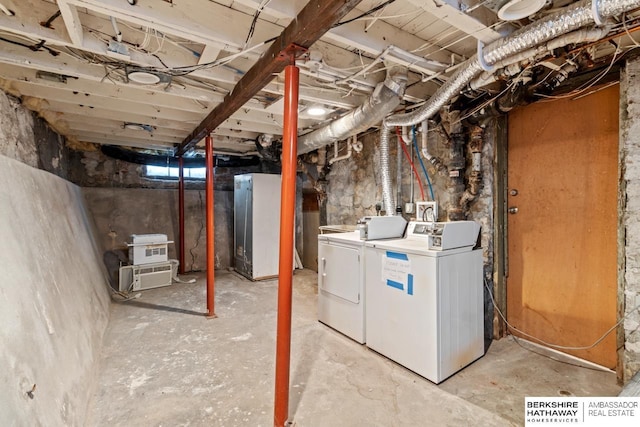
(486, 0), (547, 21)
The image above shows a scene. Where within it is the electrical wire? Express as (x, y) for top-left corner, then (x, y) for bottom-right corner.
(244, 0), (271, 49)
(395, 127), (425, 201)
(534, 45), (624, 100)
(333, 0), (397, 28)
(411, 126), (434, 201)
(485, 279), (640, 352)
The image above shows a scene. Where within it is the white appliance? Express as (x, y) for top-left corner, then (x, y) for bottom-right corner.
(364, 221), (484, 383)
(317, 216), (407, 344)
(120, 234), (174, 292)
(118, 262), (173, 292)
(357, 215), (407, 240)
(318, 231), (366, 343)
(234, 173), (282, 280)
(128, 234), (172, 265)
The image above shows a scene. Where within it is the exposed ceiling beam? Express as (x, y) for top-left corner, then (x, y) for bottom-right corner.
(0, 1), (241, 83)
(74, 130), (182, 145)
(0, 44), (226, 103)
(75, 135), (175, 151)
(66, 119), (188, 138)
(0, 64), (218, 112)
(405, 0), (502, 44)
(234, 0), (456, 68)
(176, 0), (364, 155)
(67, 0), (278, 52)
(5, 80), (204, 122)
(57, 1), (84, 47)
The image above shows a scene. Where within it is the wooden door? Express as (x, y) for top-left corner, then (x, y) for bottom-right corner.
(507, 84), (619, 368)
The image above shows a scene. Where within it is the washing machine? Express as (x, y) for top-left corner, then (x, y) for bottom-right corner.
(317, 216), (406, 344)
(364, 221), (484, 383)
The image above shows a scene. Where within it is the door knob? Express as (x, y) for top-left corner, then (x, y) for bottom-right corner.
(508, 206), (519, 214)
(510, 189), (518, 196)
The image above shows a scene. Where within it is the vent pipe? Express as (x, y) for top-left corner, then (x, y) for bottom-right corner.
(297, 68), (407, 155)
(384, 0), (640, 129)
(378, 0), (639, 218)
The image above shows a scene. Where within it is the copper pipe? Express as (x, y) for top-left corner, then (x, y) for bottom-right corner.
(274, 62), (299, 427)
(205, 135), (216, 318)
(178, 155), (186, 275)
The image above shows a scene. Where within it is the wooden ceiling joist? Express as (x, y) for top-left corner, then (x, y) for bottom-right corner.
(175, 0), (363, 155)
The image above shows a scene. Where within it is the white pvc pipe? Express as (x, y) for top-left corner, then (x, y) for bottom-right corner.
(0, 3), (14, 16)
(328, 136), (354, 165)
(420, 120), (432, 161)
(110, 16), (123, 43)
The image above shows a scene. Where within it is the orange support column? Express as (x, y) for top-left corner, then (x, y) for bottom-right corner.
(178, 155), (186, 275)
(273, 61), (299, 427)
(205, 135), (216, 318)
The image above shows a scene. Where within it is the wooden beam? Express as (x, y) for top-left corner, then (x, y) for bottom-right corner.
(176, 0), (363, 155)
(58, 1), (84, 46)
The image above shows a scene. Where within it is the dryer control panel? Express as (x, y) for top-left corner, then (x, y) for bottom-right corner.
(406, 221), (480, 251)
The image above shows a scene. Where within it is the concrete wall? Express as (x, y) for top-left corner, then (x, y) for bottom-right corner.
(620, 57), (640, 382)
(0, 91), (71, 179)
(0, 155), (110, 425)
(75, 147), (305, 273)
(83, 187), (234, 272)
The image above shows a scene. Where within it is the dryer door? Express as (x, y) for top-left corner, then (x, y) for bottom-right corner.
(319, 242), (360, 303)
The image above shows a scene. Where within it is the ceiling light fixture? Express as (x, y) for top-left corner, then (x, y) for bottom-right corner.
(497, 0), (546, 21)
(127, 71), (162, 84)
(306, 105), (329, 116)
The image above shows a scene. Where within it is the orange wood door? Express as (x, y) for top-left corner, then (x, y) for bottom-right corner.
(507, 84), (619, 368)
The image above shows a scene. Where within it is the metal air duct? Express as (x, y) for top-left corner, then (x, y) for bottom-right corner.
(297, 68), (407, 155)
(384, 0), (640, 129)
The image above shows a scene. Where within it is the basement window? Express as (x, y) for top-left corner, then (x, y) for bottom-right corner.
(145, 165), (206, 180)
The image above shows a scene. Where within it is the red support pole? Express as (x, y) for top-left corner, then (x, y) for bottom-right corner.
(274, 61), (299, 427)
(205, 135), (216, 318)
(178, 155), (186, 275)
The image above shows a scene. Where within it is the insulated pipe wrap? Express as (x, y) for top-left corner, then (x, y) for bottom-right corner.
(384, 0), (640, 127)
(298, 70), (407, 155)
(379, 125), (395, 216)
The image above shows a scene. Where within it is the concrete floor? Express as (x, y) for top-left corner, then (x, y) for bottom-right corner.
(87, 270), (620, 426)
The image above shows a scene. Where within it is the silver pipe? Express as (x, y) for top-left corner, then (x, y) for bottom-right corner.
(469, 27), (609, 90)
(298, 68), (407, 155)
(396, 136), (402, 213)
(380, 125), (395, 216)
(384, 0), (640, 127)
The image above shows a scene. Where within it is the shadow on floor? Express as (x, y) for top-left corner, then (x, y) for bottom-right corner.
(114, 299), (205, 317)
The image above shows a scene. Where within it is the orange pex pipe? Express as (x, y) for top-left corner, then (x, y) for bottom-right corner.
(205, 135), (216, 318)
(178, 156), (186, 274)
(273, 63), (299, 427)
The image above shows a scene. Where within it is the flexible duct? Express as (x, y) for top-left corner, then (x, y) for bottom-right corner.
(384, 0), (639, 128)
(380, 126), (395, 216)
(469, 26), (609, 90)
(298, 68), (407, 155)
